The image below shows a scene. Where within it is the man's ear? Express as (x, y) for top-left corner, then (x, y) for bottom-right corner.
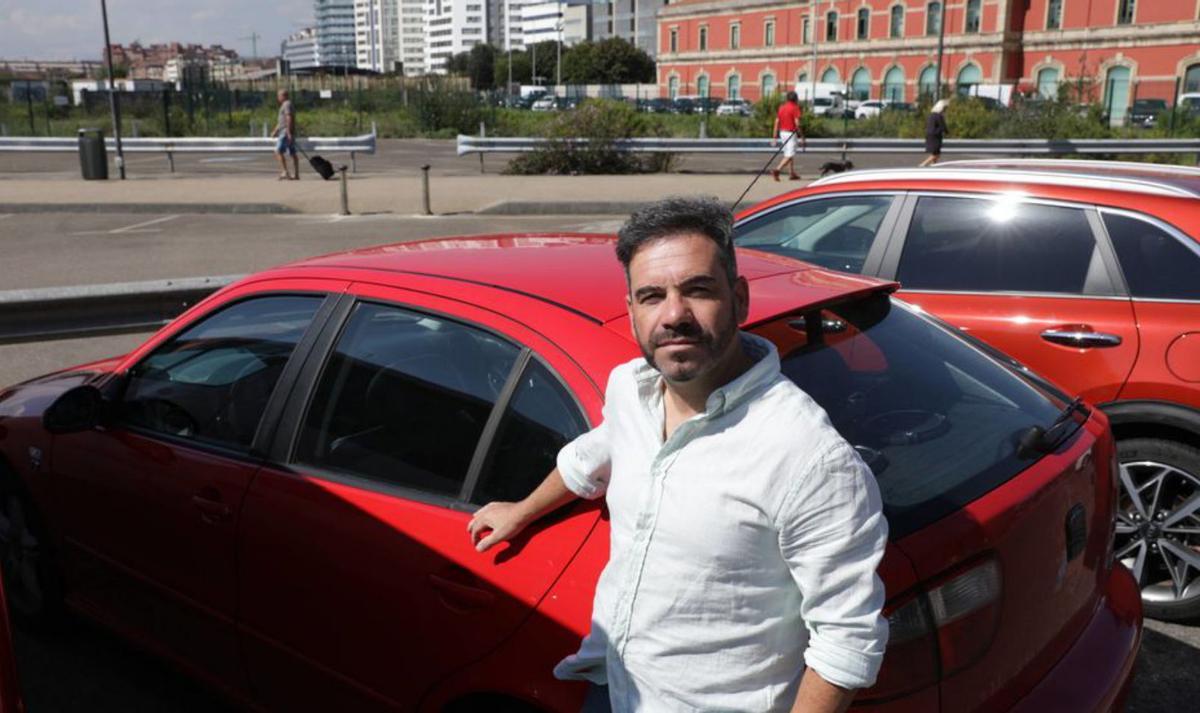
(734, 276), (750, 324)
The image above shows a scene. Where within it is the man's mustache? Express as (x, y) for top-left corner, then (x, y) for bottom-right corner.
(651, 324), (710, 348)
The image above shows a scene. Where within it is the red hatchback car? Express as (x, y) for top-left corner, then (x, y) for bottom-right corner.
(0, 236), (1138, 711)
(736, 159), (1200, 620)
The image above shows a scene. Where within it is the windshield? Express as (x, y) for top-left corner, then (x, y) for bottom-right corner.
(756, 294), (1065, 538)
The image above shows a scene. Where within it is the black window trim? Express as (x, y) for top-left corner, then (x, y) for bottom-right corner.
(111, 290), (342, 464)
(1096, 206), (1200, 305)
(877, 191), (1130, 299)
(266, 295), (591, 512)
(733, 190), (908, 277)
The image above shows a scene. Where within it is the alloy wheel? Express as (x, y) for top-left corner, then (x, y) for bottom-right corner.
(1115, 460), (1200, 605)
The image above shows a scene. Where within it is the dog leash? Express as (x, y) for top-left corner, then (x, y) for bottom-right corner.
(731, 133), (798, 214)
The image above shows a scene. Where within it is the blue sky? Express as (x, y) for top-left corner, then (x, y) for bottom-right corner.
(2, 0), (314, 60)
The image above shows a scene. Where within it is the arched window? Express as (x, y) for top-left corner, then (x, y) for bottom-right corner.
(797, 72), (808, 86)
(699, 26), (708, 51)
(1104, 66), (1131, 125)
(762, 73), (777, 98)
(918, 65), (938, 99)
(851, 68), (871, 101)
(883, 67), (905, 102)
(1185, 63), (1200, 94)
(728, 74), (741, 100)
(668, 76), (679, 100)
(826, 11), (839, 41)
(1036, 67), (1060, 100)
(890, 5), (904, 38)
(956, 63), (982, 96)
(697, 75), (710, 98)
(965, 0), (981, 33)
(857, 8), (870, 39)
(821, 67), (841, 84)
(926, 2), (942, 36)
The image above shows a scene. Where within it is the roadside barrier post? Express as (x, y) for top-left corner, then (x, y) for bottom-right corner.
(338, 166), (351, 216)
(479, 122), (486, 174)
(420, 164), (432, 215)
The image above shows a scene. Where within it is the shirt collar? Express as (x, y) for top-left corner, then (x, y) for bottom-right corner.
(632, 332), (781, 419)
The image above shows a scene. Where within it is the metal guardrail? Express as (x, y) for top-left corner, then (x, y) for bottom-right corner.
(0, 275), (241, 344)
(458, 135), (1200, 156)
(0, 130), (377, 172)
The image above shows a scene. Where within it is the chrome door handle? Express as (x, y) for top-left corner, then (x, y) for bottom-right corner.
(1040, 329), (1123, 348)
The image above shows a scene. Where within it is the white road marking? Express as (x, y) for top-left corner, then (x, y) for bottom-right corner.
(0, 214), (12, 220)
(70, 214), (180, 236)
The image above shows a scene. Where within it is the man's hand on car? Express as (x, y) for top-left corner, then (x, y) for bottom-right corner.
(468, 501), (532, 552)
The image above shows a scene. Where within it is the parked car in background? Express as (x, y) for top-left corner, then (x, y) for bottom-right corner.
(1177, 92), (1200, 117)
(530, 95), (557, 112)
(695, 96), (723, 114)
(715, 98), (752, 116)
(638, 97), (672, 114)
(1130, 99), (1168, 128)
(0, 235), (1140, 712)
(735, 159), (1200, 621)
(671, 96), (696, 114)
(855, 100), (892, 119)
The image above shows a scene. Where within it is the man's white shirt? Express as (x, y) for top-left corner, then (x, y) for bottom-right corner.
(553, 333), (889, 712)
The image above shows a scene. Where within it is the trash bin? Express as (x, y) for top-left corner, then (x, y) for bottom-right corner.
(78, 128), (108, 180)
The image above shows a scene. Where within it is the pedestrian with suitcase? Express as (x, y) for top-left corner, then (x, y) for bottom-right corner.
(273, 90), (300, 180)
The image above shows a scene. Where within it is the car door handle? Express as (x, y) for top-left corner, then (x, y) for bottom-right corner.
(191, 493), (233, 524)
(428, 573), (495, 611)
(1040, 328), (1123, 348)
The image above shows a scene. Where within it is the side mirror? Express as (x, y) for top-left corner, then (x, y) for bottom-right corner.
(43, 385), (104, 435)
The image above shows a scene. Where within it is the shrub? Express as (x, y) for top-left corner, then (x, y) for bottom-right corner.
(506, 99), (658, 174)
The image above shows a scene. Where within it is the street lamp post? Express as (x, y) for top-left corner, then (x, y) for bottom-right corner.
(810, 0), (819, 107)
(100, 0), (126, 179)
(934, 0), (947, 101)
(556, 14), (562, 88)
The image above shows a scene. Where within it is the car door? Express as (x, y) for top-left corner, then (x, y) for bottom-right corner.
(1099, 208), (1200, 403)
(734, 192), (905, 277)
(880, 193), (1139, 403)
(236, 284), (603, 711)
(47, 285), (337, 697)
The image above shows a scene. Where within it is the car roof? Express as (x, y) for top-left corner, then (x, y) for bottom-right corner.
(280, 234), (893, 324)
(810, 161), (1200, 198)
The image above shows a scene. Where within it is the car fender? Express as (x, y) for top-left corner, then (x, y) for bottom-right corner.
(1098, 399), (1200, 441)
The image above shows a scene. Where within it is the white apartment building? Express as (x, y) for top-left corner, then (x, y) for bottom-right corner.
(424, 0), (489, 74)
(355, 0), (400, 72)
(398, 0), (426, 75)
(520, 1), (590, 47)
(282, 28), (322, 72)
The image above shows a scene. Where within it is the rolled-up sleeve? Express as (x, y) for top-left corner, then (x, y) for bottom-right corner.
(556, 420), (611, 500)
(776, 440), (889, 690)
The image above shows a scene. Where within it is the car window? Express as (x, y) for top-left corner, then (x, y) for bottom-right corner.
(1104, 212), (1200, 300)
(296, 302), (520, 498)
(471, 358), (589, 505)
(121, 295), (324, 451)
(734, 195), (895, 274)
(897, 196), (1103, 294)
(754, 294), (1064, 539)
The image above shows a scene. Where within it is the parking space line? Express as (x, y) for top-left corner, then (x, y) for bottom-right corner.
(70, 214), (180, 236)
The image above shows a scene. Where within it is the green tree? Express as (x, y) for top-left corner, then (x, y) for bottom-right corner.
(562, 38), (653, 84)
(494, 50), (532, 87)
(445, 45), (496, 90)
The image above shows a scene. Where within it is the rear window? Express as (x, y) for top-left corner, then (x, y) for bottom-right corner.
(755, 294), (1064, 538)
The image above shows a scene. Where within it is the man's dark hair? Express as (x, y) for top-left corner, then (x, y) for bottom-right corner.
(616, 196), (736, 284)
(787, 91), (798, 103)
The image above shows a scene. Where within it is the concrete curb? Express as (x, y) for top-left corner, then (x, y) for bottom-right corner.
(0, 203), (297, 215)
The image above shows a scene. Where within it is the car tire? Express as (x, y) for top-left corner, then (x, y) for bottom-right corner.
(0, 466), (65, 629)
(1115, 437), (1200, 621)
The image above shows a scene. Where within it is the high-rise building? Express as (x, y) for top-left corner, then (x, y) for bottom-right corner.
(398, 0), (426, 75)
(315, 0), (357, 70)
(424, 0), (489, 74)
(520, 1), (592, 48)
(355, 0), (401, 72)
(591, 0), (662, 58)
(283, 28), (322, 72)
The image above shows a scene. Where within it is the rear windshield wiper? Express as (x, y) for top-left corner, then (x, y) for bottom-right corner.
(1018, 397), (1091, 458)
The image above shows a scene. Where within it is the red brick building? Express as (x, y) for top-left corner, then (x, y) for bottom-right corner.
(656, 0), (1200, 120)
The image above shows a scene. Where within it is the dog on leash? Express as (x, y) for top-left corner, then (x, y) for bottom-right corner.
(819, 159), (855, 176)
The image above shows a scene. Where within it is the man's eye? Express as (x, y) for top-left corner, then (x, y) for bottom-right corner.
(640, 294), (663, 304)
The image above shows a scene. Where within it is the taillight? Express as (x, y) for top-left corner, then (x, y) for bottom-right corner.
(856, 559), (1002, 704)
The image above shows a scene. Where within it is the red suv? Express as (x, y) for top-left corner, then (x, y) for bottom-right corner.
(735, 159), (1200, 620)
(0, 237), (1138, 711)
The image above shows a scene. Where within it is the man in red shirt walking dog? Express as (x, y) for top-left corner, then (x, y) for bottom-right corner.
(771, 91), (806, 181)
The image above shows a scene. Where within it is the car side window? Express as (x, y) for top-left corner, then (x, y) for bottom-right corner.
(471, 358), (589, 505)
(897, 196), (1103, 294)
(1104, 212), (1200, 300)
(121, 295), (324, 451)
(296, 302), (520, 498)
(734, 195), (895, 274)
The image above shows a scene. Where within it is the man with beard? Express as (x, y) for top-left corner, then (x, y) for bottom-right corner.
(468, 196), (888, 713)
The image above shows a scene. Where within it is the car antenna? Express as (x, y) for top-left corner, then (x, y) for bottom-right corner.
(731, 139), (790, 215)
